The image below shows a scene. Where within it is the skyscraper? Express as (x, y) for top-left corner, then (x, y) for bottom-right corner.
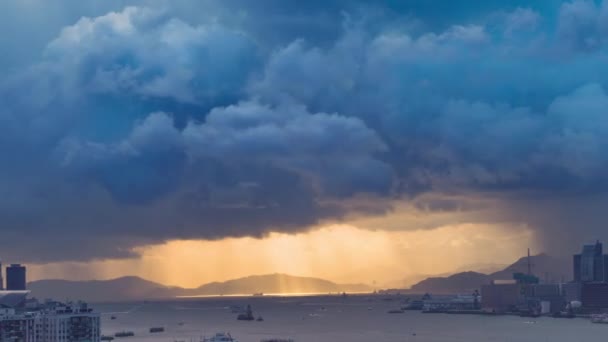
(6, 264), (26, 291)
(574, 241), (607, 283)
(0, 259), (4, 291)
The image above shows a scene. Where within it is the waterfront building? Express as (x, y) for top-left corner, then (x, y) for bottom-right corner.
(581, 282), (608, 309)
(6, 264), (26, 291)
(529, 284), (564, 313)
(481, 281), (523, 313)
(562, 282), (582, 303)
(573, 241), (608, 283)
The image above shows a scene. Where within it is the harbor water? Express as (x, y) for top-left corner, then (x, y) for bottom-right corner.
(98, 295), (606, 342)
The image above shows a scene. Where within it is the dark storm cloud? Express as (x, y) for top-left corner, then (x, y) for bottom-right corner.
(2, 0), (608, 261)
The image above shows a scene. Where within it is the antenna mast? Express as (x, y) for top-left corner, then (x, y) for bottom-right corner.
(527, 248), (532, 276)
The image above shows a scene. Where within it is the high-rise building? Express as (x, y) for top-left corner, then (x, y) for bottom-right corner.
(573, 254), (581, 282)
(0, 259), (4, 291)
(573, 241), (606, 283)
(6, 264), (26, 291)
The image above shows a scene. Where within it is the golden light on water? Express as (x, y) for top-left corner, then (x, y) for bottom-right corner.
(29, 223), (534, 289)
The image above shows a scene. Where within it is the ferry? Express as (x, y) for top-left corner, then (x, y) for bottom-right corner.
(402, 300), (424, 311)
(202, 332), (238, 342)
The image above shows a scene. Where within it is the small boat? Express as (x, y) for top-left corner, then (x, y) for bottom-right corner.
(257, 315), (264, 322)
(101, 336), (115, 341)
(253, 292), (264, 297)
(114, 331), (135, 338)
(178, 322), (185, 326)
(149, 327), (164, 333)
(387, 309), (404, 314)
(202, 332), (238, 342)
(110, 316), (117, 320)
(260, 339), (294, 342)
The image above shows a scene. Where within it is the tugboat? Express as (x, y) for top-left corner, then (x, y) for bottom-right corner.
(237, 305), (255, 321)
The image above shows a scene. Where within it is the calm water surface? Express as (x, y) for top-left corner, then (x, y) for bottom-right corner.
(97, 296), (606, 342)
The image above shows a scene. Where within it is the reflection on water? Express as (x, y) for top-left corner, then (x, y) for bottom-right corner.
(98, 295), (604, 342)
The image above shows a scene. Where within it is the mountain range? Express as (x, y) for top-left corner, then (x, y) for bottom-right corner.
(408, 254), (571, 294)
(27, 273), (372, 302)
(27, 254), (571, 301)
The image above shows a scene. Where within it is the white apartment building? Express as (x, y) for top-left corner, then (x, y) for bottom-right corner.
(0, 300), (100, 342)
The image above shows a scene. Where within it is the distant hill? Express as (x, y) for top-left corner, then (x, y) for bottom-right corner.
(28, 274), (371, 302)
(401, 263), (506, 289)
(490, 253), (570, 283)
(407, 254), (571, 294)
(28, 276), (177, 302)
(454, 262), (507, 275)
(183, 273), (371, 296)
(409, 272), (491, 294)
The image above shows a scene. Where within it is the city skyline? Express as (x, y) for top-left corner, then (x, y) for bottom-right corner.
(4, 0), (608, 288)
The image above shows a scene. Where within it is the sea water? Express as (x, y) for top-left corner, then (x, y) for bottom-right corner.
(98, 296), (605, 342)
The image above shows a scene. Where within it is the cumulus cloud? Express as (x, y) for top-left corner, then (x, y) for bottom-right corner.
(557, 0), (608, 51)
(4, 1), (608, 261)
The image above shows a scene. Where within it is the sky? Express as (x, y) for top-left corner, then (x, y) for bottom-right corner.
(2, 0), (608, 287)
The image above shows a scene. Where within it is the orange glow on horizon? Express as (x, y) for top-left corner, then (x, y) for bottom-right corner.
(28, 223), (534, 289)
